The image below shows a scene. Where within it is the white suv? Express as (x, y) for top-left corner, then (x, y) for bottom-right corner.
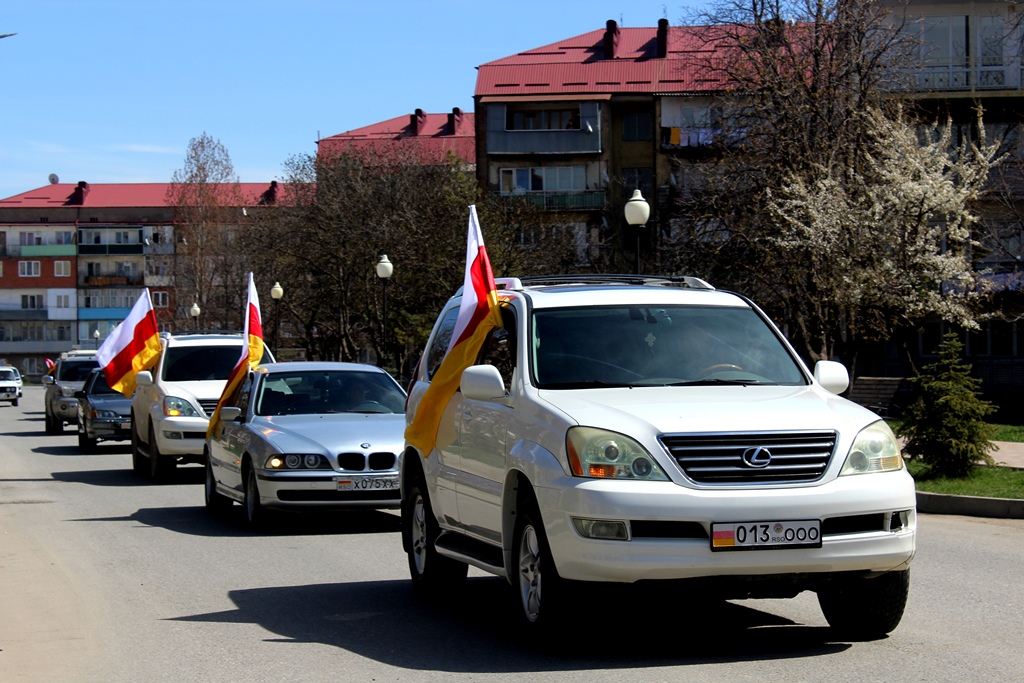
(401, 275), (916, 638)
(131, 333), (272, 481)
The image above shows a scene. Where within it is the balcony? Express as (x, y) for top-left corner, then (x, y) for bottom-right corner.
(80, 275), (144, 287)
(21, 244), (77, 257)
(501, 190), (606, 211)
(902, 57), (1023, 93)
(78, 243), (145, 256)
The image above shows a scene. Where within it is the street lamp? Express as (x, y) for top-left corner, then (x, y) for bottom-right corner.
(376, 255), (393, 372)
(93, 328), (101, 349)
(270, 281), (284, 358)
(190, 302), (201, 330)
(624, 189), (650, 275)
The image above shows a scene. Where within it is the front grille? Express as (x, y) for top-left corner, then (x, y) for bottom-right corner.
(660, 431), (837, 484)
(337, 452), (398, 471)
(198, 399), (220, 416)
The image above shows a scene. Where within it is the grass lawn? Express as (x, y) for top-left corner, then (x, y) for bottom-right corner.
(906, 459), (1024, 500)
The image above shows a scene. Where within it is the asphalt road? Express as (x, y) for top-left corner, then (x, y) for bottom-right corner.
(2, 385), (1024, 682)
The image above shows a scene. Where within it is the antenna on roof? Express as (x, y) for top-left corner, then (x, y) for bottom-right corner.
(48, 173), (59, 184)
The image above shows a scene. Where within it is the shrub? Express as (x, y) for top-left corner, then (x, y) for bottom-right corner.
(897, 333), (995, 477)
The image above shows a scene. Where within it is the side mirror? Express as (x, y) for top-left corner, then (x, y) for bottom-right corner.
(74, 390), (86, 400)
(814, 360), (850, 395)
(218, 406), (242, 422)
(461, 365), (508, 402)
(41, 375), (55, 386)
(135, 371), (154, 387)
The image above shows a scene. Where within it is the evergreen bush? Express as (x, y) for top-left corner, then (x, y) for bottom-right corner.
(897, 333), (996, 478)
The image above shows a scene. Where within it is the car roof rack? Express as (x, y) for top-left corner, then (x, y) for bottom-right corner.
(515, 274), (715, 291)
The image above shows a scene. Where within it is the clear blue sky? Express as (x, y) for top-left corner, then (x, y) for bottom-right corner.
(0, 0), (700, 199)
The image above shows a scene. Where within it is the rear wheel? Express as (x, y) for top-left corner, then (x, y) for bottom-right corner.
(204, 452), (232, 513)
(405, 479), (467, 594)
(817, 569), (910, 640)
(148, 425), (175, 482)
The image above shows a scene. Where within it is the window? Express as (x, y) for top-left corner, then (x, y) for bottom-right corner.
(21, 295), (43, 309)
(18, 261), (41, 277)
(55, 294), (70, 309)
(622, 112), (652, 141)
(55, 231), (74, 245)
(153, 291), (169, 308)
(55, 260), (71, 277)
(506, 105), (581, 131)
(115, 262), (138, 278)
(115, 231), (131, 244)
(146, 256), (171, 277)
(19, 232), (42, 246)
(500, 166), (586, 194)
(87, 262), (103, 277)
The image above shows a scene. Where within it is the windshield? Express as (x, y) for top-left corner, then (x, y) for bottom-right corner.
(58, 359), (99, 382)
(532, 304), (806, 389)
(254, 370), (406, 416)
(162, 345), (244, 382)
(87, 372), (119, 395)
(0, 369), (16, 381)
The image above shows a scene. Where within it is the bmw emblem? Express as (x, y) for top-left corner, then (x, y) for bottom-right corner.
(361, 442), (371, 449)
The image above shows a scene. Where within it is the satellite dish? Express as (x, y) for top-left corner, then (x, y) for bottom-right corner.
(48, 173), (59, 184)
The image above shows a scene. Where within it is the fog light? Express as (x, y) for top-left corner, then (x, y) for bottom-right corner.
(572, 518), (629, 540)
(163, 430), (183, 440)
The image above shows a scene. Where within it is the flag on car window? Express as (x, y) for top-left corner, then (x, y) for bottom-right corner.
(207, 273), (265, 437)
(96, 288), (161, 397)
(405, 205), (504, 456)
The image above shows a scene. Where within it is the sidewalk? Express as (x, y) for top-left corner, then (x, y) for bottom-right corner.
(913, 440), (1024, 520)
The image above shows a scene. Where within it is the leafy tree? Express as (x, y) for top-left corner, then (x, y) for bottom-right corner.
(669, 0), (1001, 372)
(167, 133), (249, 330)
(898, 333), (996, 478)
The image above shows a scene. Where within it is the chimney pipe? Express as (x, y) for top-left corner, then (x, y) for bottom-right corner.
(603, 19), (620, 60)
(657, 18), (669, 58)
(70, 180), (90, 205)
(410, 108), (428, 136)
(447, 107), (464, 134)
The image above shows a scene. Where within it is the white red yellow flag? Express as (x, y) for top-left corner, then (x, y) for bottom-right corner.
(405, 206), (503, 456)
(207, 273), (265, 437)
(96, 289), (161, 397)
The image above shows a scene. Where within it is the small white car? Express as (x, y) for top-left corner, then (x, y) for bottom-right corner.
(401, 275), (916, 638)
(0, 365), (23, 406)
(130, 333), (273, 481)
(205, 362), (406, 528)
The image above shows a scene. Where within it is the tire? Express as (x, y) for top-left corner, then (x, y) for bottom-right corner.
(205, 452), (232, 513)
(45, 412), (60, 435)
(817, 569), (910, 640)
(405, 479), (467, 594)
(130, 417), (145, 475)
(148, 425), (175, 483)
(77, 428), (97, 453)
(243, 463), (269, 530)
(513, 498), (566, 628)
(12, 398), (18, 407)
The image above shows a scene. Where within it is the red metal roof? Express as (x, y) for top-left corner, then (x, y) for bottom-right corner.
(317, 109), (475, 163)
(0, 182), (285, 208)
(476, 24), (731, 97)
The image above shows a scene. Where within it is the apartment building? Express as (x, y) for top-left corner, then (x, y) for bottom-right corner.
(317, 107), (475, 163)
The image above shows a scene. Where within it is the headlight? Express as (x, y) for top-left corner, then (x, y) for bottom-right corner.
(162, 396), (200, 418)
(566, 427), (669, 480)
(268, 454), (328, 470)
(840, 421), (904, 475)
(94, 410), (120, 419)
(60, 385), (77, 398)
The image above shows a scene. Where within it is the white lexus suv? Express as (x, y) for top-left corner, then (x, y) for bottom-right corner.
(131, 332), (272, 481)
(401, 275), (916, 638)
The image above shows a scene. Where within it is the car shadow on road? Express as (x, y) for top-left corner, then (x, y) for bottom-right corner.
(51, 464), (205, 486)
(169, 578), (850, 671)
(69, 504), (401, 538)
(34, 444), (131, 456)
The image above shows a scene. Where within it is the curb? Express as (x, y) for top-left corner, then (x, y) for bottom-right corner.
(916, 491), (1024, 519)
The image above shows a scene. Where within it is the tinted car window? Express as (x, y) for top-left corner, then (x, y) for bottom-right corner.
(532, 305), (806, 388)
(426, 307), (460, 380)
(87, 371), (119, 395)
(58, 360), (100, 382)
(0, 369), (15, 381)
(255, 370), (406, 416)
(162, 345), (244, 381)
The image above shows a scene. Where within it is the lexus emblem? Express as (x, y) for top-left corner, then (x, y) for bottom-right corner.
(742, 447), (772, 468)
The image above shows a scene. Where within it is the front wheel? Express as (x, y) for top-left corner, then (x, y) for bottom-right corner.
(513, 501), (566, 628)
(77, 428), (97, 453)
(45, 412), (61, 434)
(817, 569), (910, 640)
(148, 425), (175, 482)
(405, 480), (467, 594)
(243, 464), (269, 530)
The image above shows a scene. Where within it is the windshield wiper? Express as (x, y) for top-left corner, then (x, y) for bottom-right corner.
(669, 378), (763, 386)
(538, 380), (636, 389)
